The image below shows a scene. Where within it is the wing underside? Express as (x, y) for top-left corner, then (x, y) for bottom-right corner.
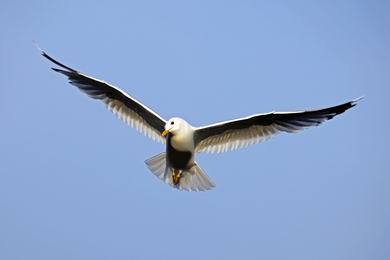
(39, 46), (167, 143)
(194, 98), (361, 153)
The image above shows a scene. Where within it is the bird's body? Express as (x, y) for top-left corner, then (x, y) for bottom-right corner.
(166, 133), (193, 170)
(37, 44), (362, 192)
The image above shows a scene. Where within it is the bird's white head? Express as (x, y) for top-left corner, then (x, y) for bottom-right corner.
(162, 117), (187, 137)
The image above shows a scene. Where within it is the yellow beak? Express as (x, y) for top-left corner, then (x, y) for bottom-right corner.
(162, 129), (170, 137)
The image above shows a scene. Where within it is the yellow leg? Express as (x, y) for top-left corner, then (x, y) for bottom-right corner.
(172, 169), (182, 185)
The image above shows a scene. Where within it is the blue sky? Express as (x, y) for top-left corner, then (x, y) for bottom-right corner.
(1, 1), (389, 259)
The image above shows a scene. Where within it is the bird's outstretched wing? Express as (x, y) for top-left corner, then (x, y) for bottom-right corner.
(37, 44), (167, 143)
(194, 97), (362, 153)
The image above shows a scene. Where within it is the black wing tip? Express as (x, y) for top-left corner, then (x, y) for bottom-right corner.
(33, 40), (44, 54)
(332, 97), (361, 116)
(34, 41), (77, 73)
(51, 67), (69, 75)
(33, 41), (52, 62)
(52, 67), (64, 72)
(344, 95), (364, 111)
(351, 95), (364, 105)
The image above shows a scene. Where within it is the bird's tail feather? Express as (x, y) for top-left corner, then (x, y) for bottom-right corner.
(145, 153), (216, 192)
(145, 152), (166, 180)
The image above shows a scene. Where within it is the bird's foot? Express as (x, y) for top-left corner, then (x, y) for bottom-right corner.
(172, 170), (182, 185)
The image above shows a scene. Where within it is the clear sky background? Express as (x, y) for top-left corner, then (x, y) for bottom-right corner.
(1, 1), (389, 259)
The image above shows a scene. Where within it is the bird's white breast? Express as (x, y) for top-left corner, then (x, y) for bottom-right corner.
(170, 122), (195, 152)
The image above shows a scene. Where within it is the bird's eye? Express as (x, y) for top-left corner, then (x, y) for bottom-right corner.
(171, 121), (174, 125)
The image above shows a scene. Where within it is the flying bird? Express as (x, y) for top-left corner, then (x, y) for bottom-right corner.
(37, 44), (362, 192)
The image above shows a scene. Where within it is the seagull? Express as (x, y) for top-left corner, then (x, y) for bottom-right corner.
(37, 44), (362, 192)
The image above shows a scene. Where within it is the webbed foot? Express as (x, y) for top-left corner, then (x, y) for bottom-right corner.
(172, 169), (182, 185)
